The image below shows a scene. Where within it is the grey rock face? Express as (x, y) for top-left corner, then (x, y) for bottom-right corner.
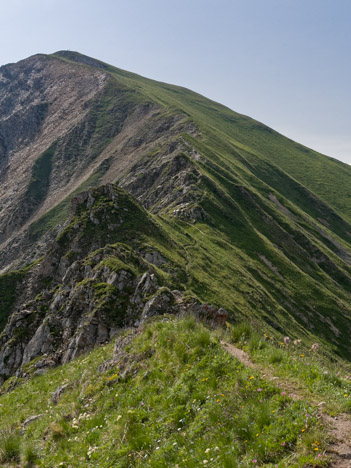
(143, 251), (166, 267)
(0, 55), (108, 268)
(172, 204), (207, 221)
(0, 244), (228, 384)
(22, 324), (54, 365)
(140, 290), (175, 322)
(0, 73), (210, 385)
(0, 263), (138, 383)
(119, 150), (206, 222)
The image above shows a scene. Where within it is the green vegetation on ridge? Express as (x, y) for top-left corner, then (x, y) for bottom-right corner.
(0, 317), (334, 467)
(101, 57), (351, 224)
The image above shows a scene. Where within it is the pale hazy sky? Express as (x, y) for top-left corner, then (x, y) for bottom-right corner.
(1, 0), (350, 164)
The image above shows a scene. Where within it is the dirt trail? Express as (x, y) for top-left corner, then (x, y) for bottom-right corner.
(221, 341), (254, 369)
(221, 341), (351, 467)
(221, 341), (307, 401)
(324, 413), (351, 467)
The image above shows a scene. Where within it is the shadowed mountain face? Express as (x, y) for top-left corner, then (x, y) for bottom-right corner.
(0, 55), (107, 245)
(0, 53), (196, 270)
(0, 50), (351, 382)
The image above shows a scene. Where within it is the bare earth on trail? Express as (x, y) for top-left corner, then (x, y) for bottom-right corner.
(221, 341), (253, 368)
(324, 413), (351, 467)
(221, 341), (351, 467)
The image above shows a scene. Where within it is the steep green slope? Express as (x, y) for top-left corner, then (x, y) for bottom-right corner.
(104, 58), (351, 224)
(54, 51), (351, 222)
(0, 184), (190, 384)
(49, 52), (351, 354)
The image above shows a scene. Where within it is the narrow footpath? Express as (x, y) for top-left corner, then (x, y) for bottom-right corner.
(221, 341), (351, 468)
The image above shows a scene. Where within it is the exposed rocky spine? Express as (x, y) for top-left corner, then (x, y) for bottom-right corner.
(0, 184), (227, 384)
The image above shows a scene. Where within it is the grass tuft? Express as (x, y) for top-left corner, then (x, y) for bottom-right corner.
(0, 428), (22, 463)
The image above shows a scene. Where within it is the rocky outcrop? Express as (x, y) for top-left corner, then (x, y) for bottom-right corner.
(0, 261), (158, 384)
(0, 260), (228, 384)
(118, 143), (206, 221)
(0, 208), (231, 385)
(3, 49), (351, 379)
(0, 184), (194, 384)
(140, 289), (176, 322)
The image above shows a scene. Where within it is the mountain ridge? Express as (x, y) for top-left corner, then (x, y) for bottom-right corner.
(1, 50), (351, 467)
(1, 49), (351, 374)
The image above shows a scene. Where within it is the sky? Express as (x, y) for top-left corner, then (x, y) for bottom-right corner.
(1, 0), (350, 164)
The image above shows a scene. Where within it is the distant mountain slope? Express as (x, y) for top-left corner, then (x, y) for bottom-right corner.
(66, 50), (350, 222)
(0, 50), (351, 381)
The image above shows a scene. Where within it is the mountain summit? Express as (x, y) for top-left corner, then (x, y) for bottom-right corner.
(1, 50), (351, 375)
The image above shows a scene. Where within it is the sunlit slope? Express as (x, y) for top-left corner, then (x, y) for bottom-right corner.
(89, 54), (351, 224)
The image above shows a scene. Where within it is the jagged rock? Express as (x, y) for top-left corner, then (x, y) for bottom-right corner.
(62, 261), (83, 285)
(131, 272), (158, 307)
(0, 345), (23, 383)
(172, 203), (207, 221)
(1, 51), (351, 383)
(34, 357), (56, 369)
(144, 251), (165, 267)
(0, 182), (225, 386)
(58, 256), (70, 277)
(141, 291), (175, 322)
(71, 192), (89, 216)
(180, 299), (229, 327)
(22, 324), (55, 365)
(50, 292), (64, 312)
(120, 150), (203, 216)
(139, 289), (229, 327)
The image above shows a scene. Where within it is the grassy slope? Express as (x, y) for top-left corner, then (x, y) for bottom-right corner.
(1, 50), (350, 467)
(103, 62), (351, 224)
(157, 215), (351, 361)
(52, 51), (351, 225)
(0, 316), (339, 467)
